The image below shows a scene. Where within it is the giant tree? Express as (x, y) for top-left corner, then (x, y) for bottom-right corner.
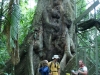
(4, 0), (75, 75)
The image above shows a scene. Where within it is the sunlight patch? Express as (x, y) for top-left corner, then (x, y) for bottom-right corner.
(27, 0), (37, 8)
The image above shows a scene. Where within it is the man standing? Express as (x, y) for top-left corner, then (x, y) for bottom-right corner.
(72, 60), (88, 75)
(78, 60), (88, 75)
(48, 55), (60, 75)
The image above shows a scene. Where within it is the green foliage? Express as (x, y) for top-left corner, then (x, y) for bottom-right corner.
(19, 0), (37, 44)
(77, 0), (100, 67)
(96, 8), (100, 19)
(35, 0), (38, 3)
(0, 0), (37, 69)
(0, 0), (10, 70)
(0, 35), (10, 69)
(78, 27), (100, 66)
(76, 0), (86, 17)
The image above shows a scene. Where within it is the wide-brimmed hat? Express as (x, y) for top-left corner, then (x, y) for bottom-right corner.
(52, 55), (59, 59)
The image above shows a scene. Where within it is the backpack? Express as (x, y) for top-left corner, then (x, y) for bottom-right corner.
(43, 66), (49, 72)
(39, 66), (50, 75)
(49, 61), (59, 72)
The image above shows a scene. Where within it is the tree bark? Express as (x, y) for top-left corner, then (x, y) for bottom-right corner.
(28, 41), (34, 75)
(4, 0), (76, 75)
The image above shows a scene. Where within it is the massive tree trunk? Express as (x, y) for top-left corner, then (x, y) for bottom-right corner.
(4, 0), (75, 75)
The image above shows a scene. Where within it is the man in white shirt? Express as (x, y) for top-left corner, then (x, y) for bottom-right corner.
(72, 60), (88, 75)
(78, 60), (88, 75)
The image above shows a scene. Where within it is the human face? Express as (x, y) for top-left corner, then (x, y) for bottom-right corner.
(79, 60), (83, 66)
(54, 58), (58, 62)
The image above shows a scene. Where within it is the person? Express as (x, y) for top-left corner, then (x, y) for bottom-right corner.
(39, 60), (50, 75)
(78, 60), (88, 75)
(72, 60), (88, 75)
(48, 55), (60, 75)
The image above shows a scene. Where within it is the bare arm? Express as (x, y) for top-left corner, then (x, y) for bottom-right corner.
(78, 70), (88, 75)
(58, 68), (60, 75)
